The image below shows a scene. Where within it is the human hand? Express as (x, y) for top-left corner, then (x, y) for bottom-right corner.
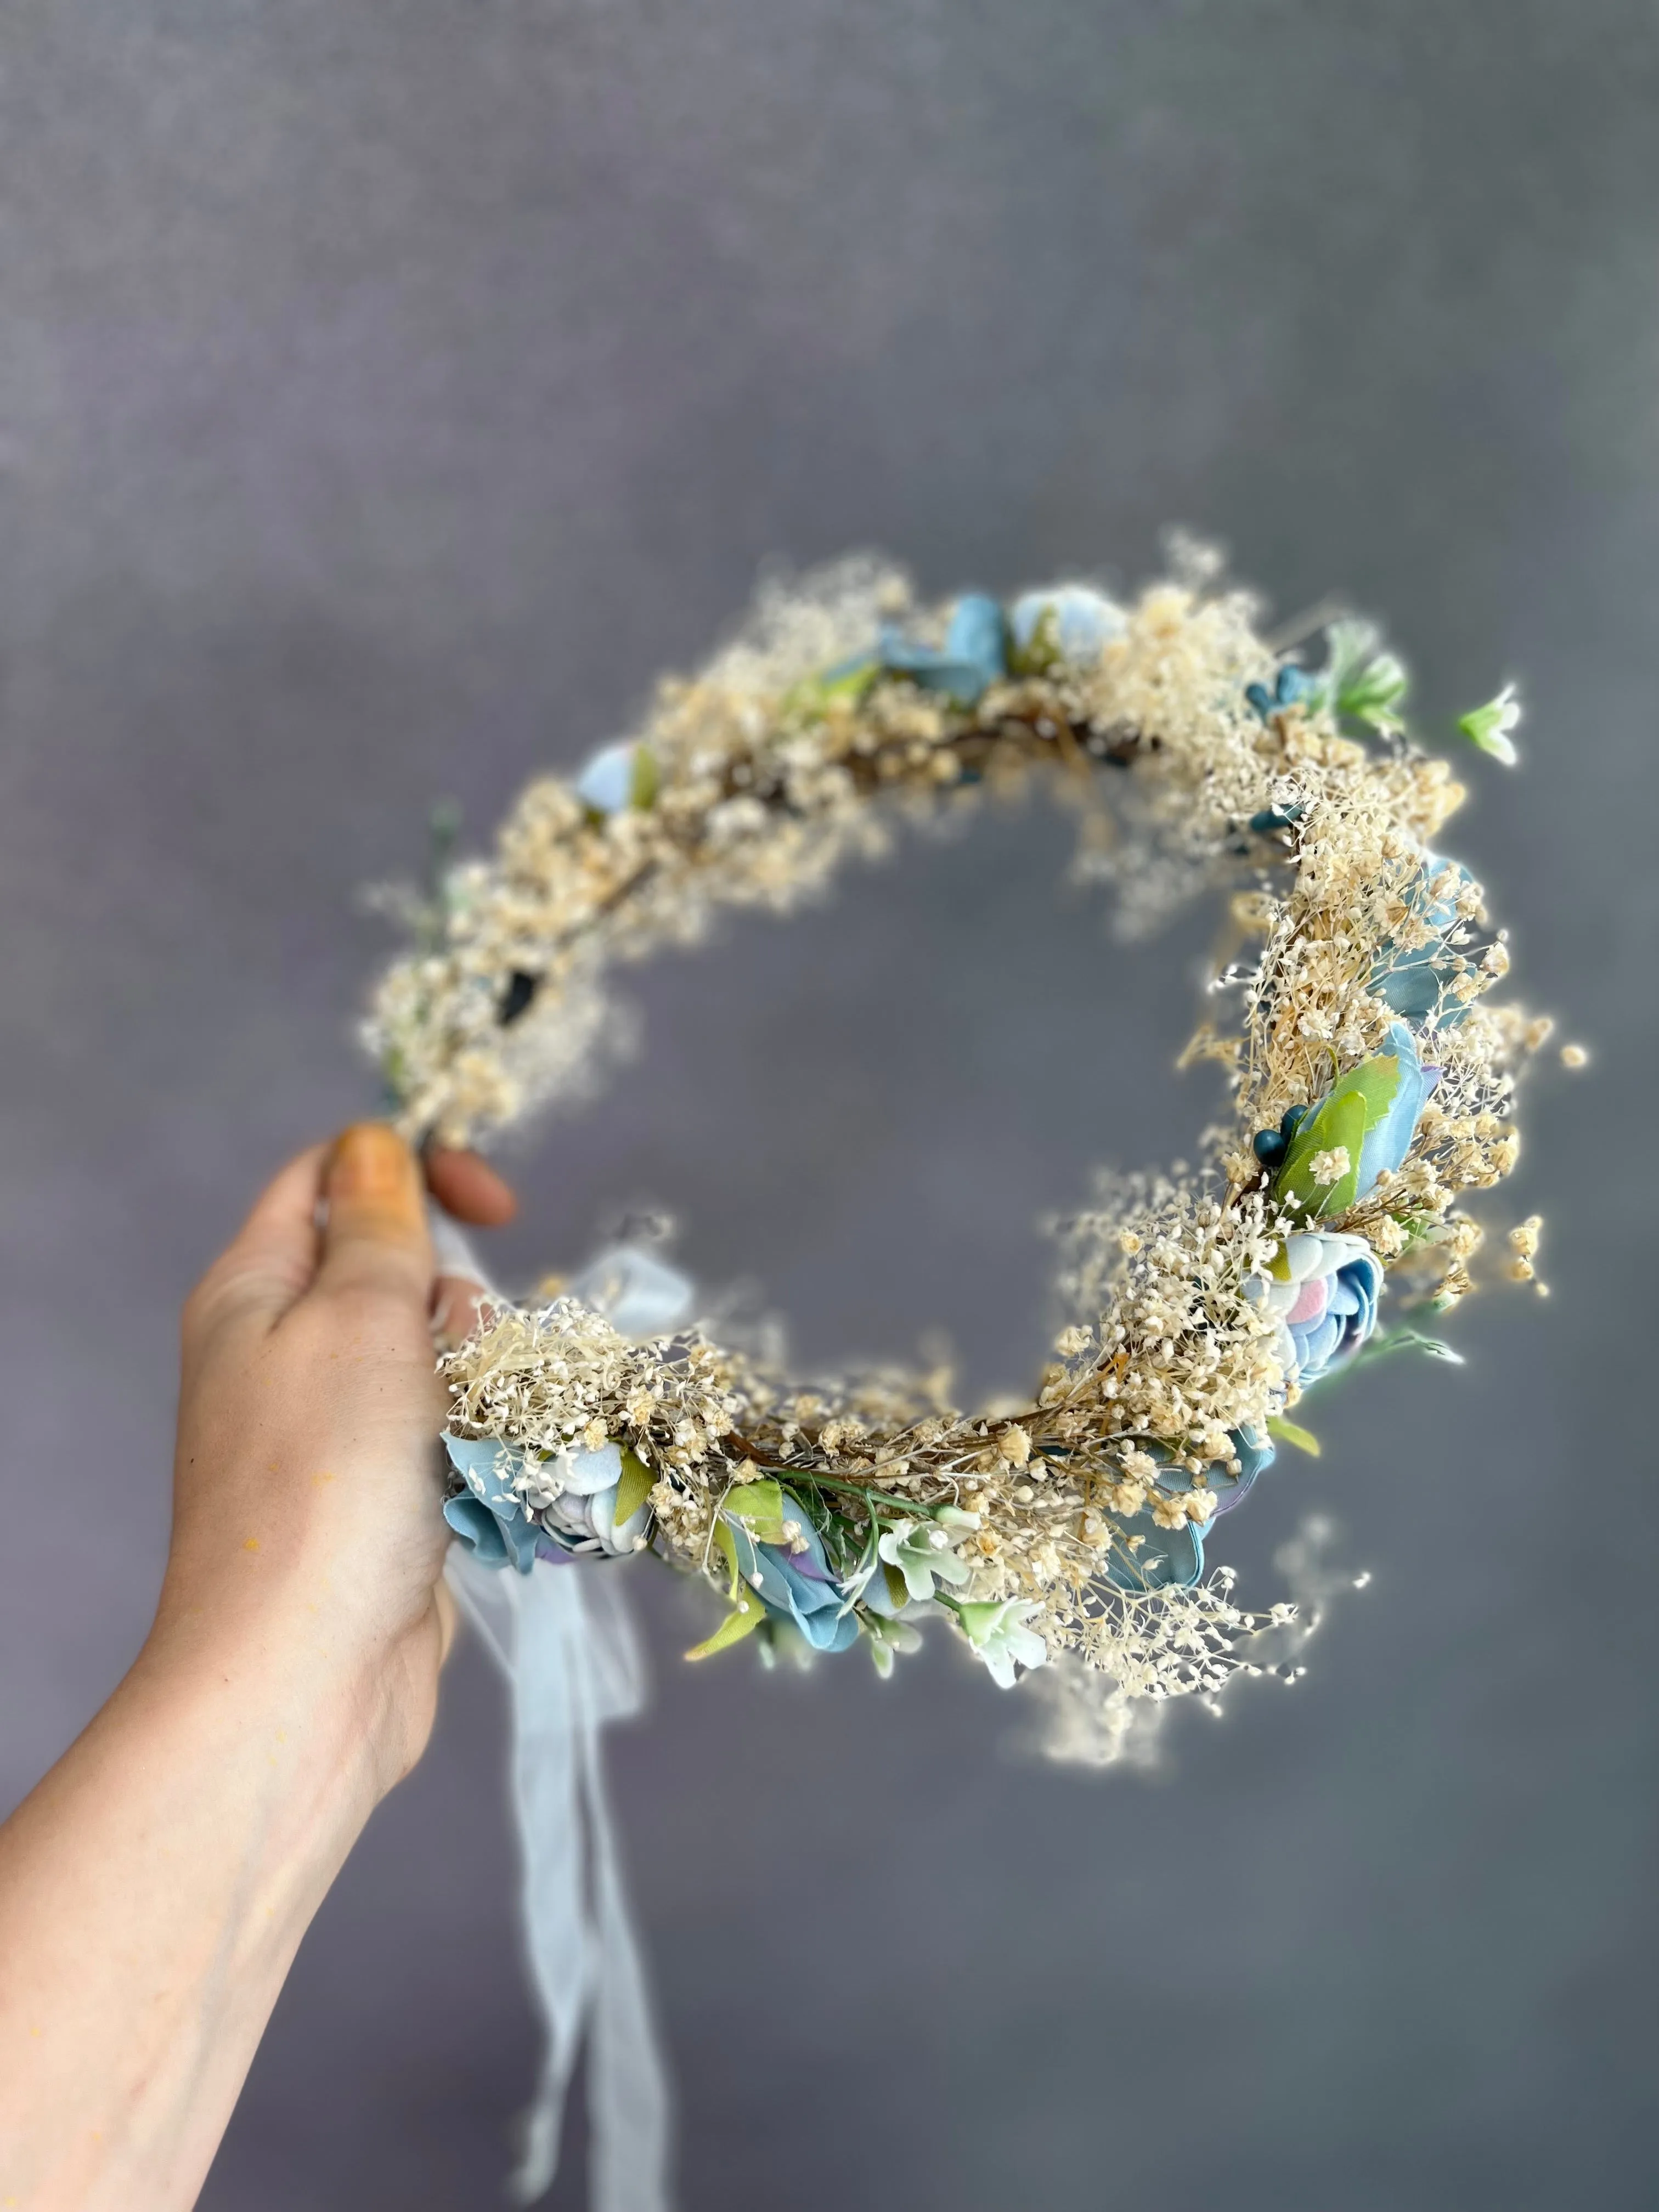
(0, 1126), (520, 2209)
(154, 1125), (513, 1804)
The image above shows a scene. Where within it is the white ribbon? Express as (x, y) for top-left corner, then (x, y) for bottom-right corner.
(432, 1204), (674, 2209)
(446, 1551), (674, 2210)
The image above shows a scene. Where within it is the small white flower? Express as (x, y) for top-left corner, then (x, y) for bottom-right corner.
(877, 1519), (972, 1605)
(1457, 682), (1521, 766)
(955, 1599), (1048, 1689)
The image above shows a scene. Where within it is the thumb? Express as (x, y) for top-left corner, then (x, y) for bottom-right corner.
(313, 1122), (433, 1310)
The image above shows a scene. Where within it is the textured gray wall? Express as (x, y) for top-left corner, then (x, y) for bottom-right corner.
(4, 4), (1657, 2206)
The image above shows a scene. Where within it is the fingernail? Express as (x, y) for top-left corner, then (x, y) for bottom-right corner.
(328, 1122), (420, 1211)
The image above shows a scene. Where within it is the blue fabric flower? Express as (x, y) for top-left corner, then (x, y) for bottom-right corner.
(1356, 1020), (1434, 1196)
(1246, 1232), (1385, 1390)
(441, 1434), (650, 1571)
(1101, 1423), (1275, 1595)
(877, 594), (1008, 705)
(442, 1434), (541, 1573)
(1203, 1424), (1276, 1517)
(1008, 583), (1125, 667)
(574, 739), (655, 815)
(565, 1244), (695, 1338)
(1102, 1510), (1205, 1595)
(1135, 1426), (1277, 1523)
(1271, 1023), (1437, 1223)
(1245, 664), (1318, 720)
(1371, 856), (1474, 1024)
(725, 1491), (861, 1653)
(534, 1441), (652, 1559)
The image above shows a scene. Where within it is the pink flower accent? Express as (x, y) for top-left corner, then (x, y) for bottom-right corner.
(1286, 1274), (1330, 1327)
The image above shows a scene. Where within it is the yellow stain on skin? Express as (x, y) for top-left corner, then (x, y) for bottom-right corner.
(312, 1469), (336, 1486)
(243, 1537), (261, 1552)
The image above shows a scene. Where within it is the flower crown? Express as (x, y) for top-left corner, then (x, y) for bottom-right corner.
(366, 552), (1572, 1729)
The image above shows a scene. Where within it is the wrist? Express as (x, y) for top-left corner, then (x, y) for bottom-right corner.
(134, 1597), (390, 1848)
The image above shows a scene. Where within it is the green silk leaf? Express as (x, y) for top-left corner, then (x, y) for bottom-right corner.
(713, 1517), (742, 1597)
(685, 1600), (766, 1662)
(723, 1479), (788, 1545)
(613, 1447), (654, 1526)
(1276, 1045), (1406, 1216)
(1268, 1415), (1322, 1456)
(1008, 605), (1062, 676)
(1276, 1088), (1367, 1217)
(781, 658), (880, 719)
(630, 744), (660, 808)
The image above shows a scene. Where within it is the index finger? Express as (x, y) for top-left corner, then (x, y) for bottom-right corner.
(422, 1147), (517, 1227)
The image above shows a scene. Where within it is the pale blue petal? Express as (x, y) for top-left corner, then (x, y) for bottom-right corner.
(557, 1441), (625, 1497)
(574, 740), (639, 815)
(1203, 1425), (1276, 1517)
(1371, 857), (1474, 1024)
(566, 1245), (695, 1336)
(726, 1496), (862, 1651)
(1356, 1021), (1430, 1195)
(1009, 584), (1125, 662)
(443, 1432), (525, 1513)
(443, 1492), (513, 1568)
(1103, 1513), (1205, 1593)
(443, 1489), (539, 1573)
(878, 593), (1007, 704)
(943, 594), (1008, 684)
(442, 1433), (540, 1572)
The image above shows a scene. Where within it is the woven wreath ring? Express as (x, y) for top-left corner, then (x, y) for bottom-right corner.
(366, 552), (1562, 1720)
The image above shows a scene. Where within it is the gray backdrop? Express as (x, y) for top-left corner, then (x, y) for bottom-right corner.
(4, 4), (1656, 2207)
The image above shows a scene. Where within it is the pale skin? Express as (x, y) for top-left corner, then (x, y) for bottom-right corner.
(0, 1125), (518, 2211)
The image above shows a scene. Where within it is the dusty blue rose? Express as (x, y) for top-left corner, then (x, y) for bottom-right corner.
(1371, 856), (1474, 1024)
(1246, 1231), (1385, 1389)
(533, 1441), (652, 1559)
(1267, 1022), (1436, 1221)
(442, 1434), (540, 1573)
(1101, 1423), (1275, 1595)
(725, 1491), (861, 1653)
(877, 593), (1007, 705)
(442, 1434), (648, 1571)
(1008, 583), (1125, 667)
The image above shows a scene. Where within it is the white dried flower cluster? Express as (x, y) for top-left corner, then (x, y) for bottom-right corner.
(380, 554), (1567, 1726)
